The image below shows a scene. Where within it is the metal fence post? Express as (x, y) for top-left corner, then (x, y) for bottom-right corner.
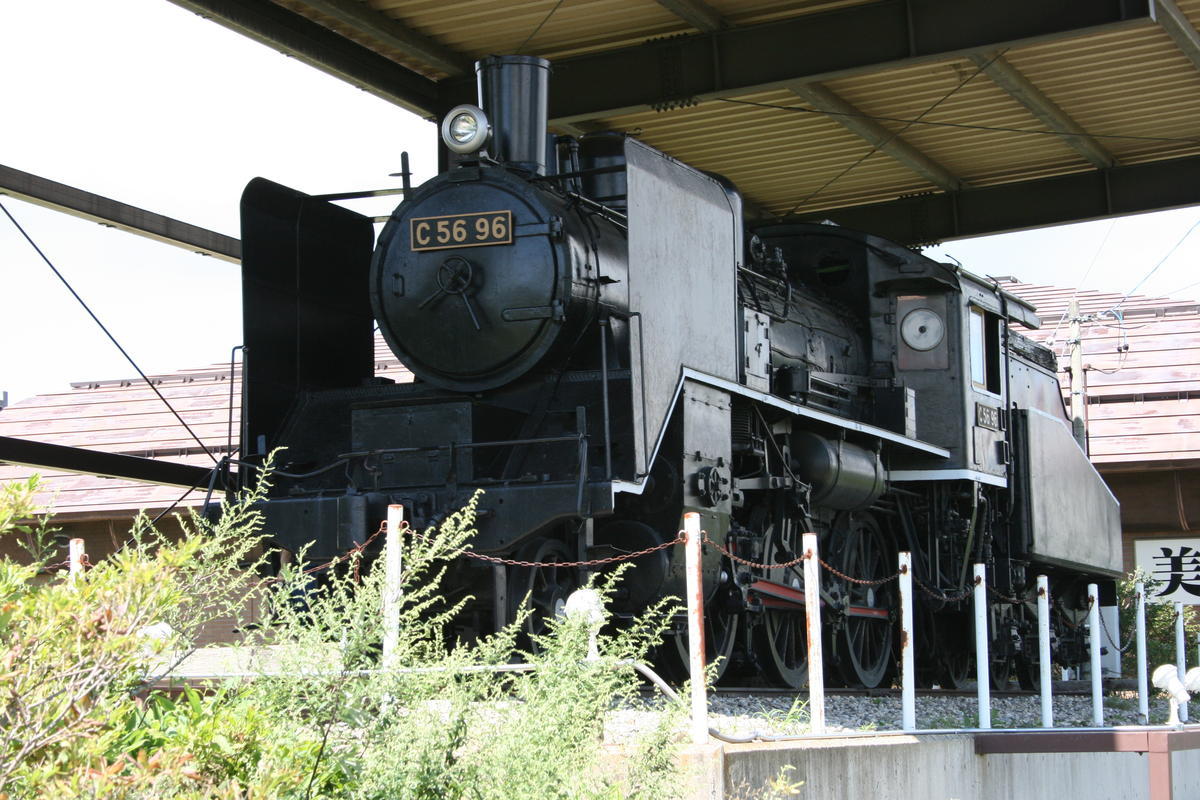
(683, 512), (709, 744)
(67, 538), (85, 582)
(382, 505), (404, 668)
(1038, 575), (1052, 728)
(899, 551), (915, 731)
(1136, 582), (1148, 724)
(974, 564), (990, 729)
(803, 531), (825, 735)
(1176, 601), (1189, 723)
(1088, 583), (1102, 727)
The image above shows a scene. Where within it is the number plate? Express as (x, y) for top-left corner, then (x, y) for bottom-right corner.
(410, 210), (512, 252)
(975, 403), (1001, 431)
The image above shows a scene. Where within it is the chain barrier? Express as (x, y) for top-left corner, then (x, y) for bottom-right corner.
(1096, 597), (1137, 654)
(986, 583), (1028, 605)
(912, 573), (975, 604)
(421, 530), (685, 569)
(817, 555), (902, 588)
(702, 531), (810, 571)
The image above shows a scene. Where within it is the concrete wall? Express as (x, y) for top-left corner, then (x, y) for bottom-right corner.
(723, 733), (1153, 800)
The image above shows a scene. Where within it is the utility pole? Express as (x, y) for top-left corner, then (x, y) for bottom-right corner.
(1068, 299), (1088, 453)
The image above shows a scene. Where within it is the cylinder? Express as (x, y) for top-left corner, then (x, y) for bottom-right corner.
(791, 432), (885, 510)
(974, 564), (991, 729)
(476, 55), (550, 175)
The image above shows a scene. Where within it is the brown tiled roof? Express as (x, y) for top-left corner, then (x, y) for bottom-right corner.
(0, 343), (412, 519)
(1002, 281), (1200, 465)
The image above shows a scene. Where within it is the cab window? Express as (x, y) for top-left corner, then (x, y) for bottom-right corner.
(969, 305), (1002, 394)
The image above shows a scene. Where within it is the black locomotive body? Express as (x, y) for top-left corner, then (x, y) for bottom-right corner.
(239, 55), (1121, 688)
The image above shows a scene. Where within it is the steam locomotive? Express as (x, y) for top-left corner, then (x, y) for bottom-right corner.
(238, 55), (1122, 688)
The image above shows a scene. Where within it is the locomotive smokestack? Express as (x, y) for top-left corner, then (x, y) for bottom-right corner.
(476, 55), (550, 175)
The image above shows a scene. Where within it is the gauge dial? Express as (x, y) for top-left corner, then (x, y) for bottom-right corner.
(900, 308), (945, 351)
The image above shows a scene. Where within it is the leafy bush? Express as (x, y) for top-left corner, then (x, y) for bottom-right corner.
(1115, 568), (1200, 678)
(0, 477), (690, 799)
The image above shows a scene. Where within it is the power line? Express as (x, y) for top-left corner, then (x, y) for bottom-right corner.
(516, 0), (567, 55)
(717, 97), (1200, 147)
(1047, 219), (1118, 351)
(0, 199), (219, 465)
(783, 50), (1006, 216)
(1110, 216), (1200, 314)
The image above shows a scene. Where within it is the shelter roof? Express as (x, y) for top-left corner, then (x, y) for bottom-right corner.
(171, 0), (1200, 242)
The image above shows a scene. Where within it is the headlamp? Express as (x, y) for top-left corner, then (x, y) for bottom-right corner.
(441, 104), (490, 154)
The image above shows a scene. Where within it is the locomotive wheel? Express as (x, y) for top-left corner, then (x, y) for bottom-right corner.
(987, 605), (1017, 691)
(662, 586), (740, 684)
(508, 538), (578, 651)
(753, 518), (810, 689)
(940, 650), (973, 690)
(831, 513), (895, 689)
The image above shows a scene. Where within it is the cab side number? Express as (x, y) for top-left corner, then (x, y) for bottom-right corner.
(411, 211), (512, 251)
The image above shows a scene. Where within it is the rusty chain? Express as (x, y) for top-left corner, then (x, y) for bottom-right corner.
(817, 556), (902, 588)
(1098, 599), (1136, 654)
(986, 584), (1028, 605)
(702, 531), (809, 570)
(413, 530), (685, 569)
(912, 573), (976, 603)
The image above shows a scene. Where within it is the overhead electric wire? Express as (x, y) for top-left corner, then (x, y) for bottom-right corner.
(716, 97), (1200, 148)
(0, 199), (219, 465)
(782, 50), (1006, 216)
(516, 0), (567, 54)
(1109, 216), (1200, 314)
(1046, 219), (1118, 351)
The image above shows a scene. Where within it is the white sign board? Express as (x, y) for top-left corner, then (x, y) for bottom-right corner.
(1135, 538), (1200, 604)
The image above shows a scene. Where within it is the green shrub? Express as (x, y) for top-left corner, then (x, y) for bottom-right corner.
(0, 476), (688, 799)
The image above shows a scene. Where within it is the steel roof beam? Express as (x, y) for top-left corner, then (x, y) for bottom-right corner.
(0, 436), (217, 490)
(1153, 0), (1200, 72)
(969, 51), (1117, 169)
(297, 0), (470, 77)
(788, 82), (965, 192)
(0, 164), (241, 263)
(654, 0), (725, 33)
(802, 153), (1200, 246)
(166, 0), (442, 118)
(524, 0), (1150, 124)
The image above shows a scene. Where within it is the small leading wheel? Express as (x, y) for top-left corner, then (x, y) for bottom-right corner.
(831, 512), (896, 689)
(508, 538), (578, 650)
(752, 516), (810, 689)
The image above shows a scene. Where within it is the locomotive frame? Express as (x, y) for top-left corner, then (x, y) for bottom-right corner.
(237, 55), (1121, 689)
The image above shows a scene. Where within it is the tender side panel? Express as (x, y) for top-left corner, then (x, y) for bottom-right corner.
(1016, 408), (1122, 576)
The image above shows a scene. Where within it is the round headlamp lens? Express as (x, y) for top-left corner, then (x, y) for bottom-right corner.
(450, 112), (478, 144)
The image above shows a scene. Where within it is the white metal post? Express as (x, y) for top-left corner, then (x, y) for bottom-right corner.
(1176, 601), (1188, 723)
(68, 538), (85, 581)
(683, 512), (709, 744)
(1038, 575), (1052, 728)
(974, 564), (991, 729)
(382, 505), (404, 668)
(1088, 583), (1102, 727)
(1137, 582), (1149, 724)
(803, 531), (826, 735)
(899, 551), (915, 731)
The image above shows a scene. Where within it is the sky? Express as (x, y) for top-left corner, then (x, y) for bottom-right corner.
(2, 0), (1199, 405)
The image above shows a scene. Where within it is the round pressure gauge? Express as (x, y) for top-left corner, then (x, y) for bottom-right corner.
(900, 308), (945, 351)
